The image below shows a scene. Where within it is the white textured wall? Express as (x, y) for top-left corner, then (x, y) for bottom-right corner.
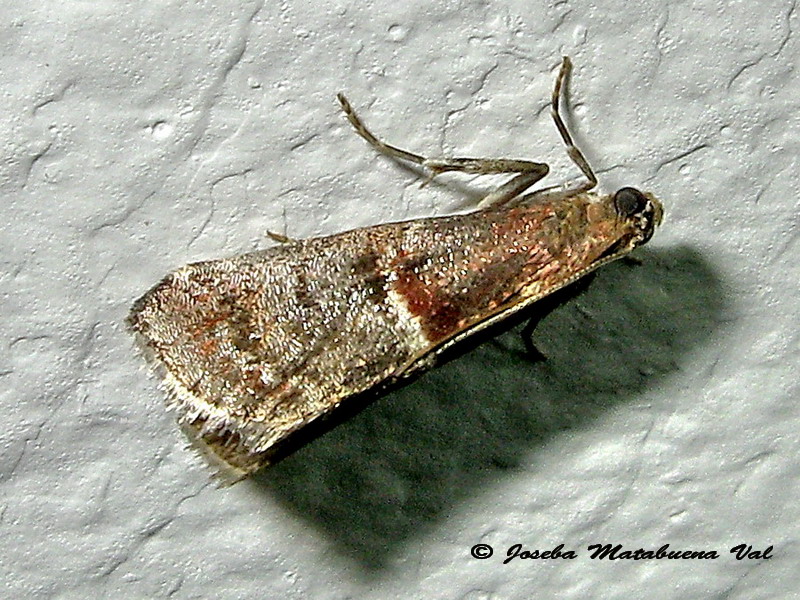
(2, 0), (798, 598)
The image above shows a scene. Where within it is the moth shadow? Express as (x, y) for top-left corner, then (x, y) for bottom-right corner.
(251, 245), (724, 571)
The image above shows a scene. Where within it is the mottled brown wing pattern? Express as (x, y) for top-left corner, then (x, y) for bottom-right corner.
(128, 57), (664, 481)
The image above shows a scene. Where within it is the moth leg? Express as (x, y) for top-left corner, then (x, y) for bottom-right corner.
(337, 93), (549, 207)
(518, 273), (597, 361)
(621, 255), (643, 266)
(337, 93), (426, 165)
(475, 170), (548, 209)
(266, 231), (293, 244)
(516, 57), (601, 205)
(549, 56), (598, 193)
(521, 315), (547, 362)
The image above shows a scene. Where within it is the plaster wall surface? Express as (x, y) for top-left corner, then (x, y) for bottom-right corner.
(1, 1), (797, 598)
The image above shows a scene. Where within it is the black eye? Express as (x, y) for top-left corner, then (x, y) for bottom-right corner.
(614, 187), (647, 218)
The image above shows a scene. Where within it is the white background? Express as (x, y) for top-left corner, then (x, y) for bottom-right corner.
(1, 0), (798, 598)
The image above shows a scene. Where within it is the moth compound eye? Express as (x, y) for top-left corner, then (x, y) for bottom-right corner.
(613, 187), (648, 218)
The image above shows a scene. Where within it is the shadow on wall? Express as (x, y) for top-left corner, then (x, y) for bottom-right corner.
(251, 245), (725, 570)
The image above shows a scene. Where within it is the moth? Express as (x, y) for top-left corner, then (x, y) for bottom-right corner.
(128, 57), (663, 482)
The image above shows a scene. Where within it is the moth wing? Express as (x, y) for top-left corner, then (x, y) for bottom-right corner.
(128, 236), (429, 479)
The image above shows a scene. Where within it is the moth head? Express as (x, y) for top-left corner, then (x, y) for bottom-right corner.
(612, 187), (663, 248)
